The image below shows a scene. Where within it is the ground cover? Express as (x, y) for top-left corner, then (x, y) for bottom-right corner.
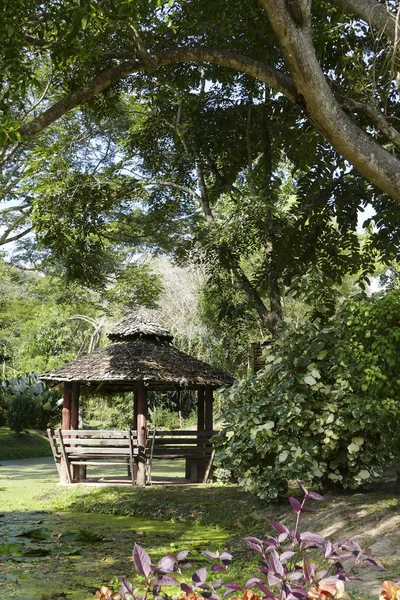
(1, 458), (400, 600)
(0, 427), (52, 460)
(0, 458), (259, 600)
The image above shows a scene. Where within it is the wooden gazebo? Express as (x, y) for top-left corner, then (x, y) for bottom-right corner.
(40, 313), (234, 486)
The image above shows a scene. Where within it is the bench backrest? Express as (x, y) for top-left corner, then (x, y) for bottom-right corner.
(47, 428), (216, 460)
(150, 429), (216, 458)
(47, 429), (139, 458)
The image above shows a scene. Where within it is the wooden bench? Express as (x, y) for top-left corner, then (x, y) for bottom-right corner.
(47, 428), (217, 485)
(47, 428), (139, 484)
(149, 430), (216, 483)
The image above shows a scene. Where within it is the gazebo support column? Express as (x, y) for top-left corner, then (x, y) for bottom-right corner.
(203, 386), (214, 483)
(197, 387), (205, 432)
(205, 386), (214, 432)
(71, 382), (80, 429)
(189, 387), (206, 481)
(71, 383), (85, 482)
(133, 389), (138, 431)
(62, 382), (72, 430)
(60, 382), (72, 484)
(136, 382), (147, 486)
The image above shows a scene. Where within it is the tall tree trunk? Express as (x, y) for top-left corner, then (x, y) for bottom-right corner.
(260, 88), (283, 332)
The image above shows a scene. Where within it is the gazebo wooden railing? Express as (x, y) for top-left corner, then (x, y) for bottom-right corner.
(47, 429), (139, 485)
(47, 428), (216, 485)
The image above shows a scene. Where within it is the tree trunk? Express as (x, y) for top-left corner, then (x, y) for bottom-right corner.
(258, 0), (400, 202)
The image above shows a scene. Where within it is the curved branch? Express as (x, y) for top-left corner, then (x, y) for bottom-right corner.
(0, 203), (30, 215)
(343, 98), (400, 150)
(0, 226), (33, 246)
(7, 40), (400, 203)
(141, 179), (202, 201)
(258, 0), (400, 202)
(19, 48), (298, 141)
(327, 0), (398, 46)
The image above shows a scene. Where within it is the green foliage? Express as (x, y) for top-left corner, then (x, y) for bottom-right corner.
(0, 256), (163, 375)
(1, 373), (60, 433)
(6, 394), (38, 435)
(218, 288), (400, 500)
(213, 467), (232, 483)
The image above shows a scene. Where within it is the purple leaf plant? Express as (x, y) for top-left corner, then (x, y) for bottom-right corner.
(96, 483), (383, 600)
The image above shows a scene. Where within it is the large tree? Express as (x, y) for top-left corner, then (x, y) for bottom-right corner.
(1, 0), (399, 203)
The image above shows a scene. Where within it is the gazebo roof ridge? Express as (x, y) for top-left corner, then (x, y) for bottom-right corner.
(107, 309), (174, 343)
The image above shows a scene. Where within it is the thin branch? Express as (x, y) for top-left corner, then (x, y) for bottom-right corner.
(194, 159), (214, 223)
(129, 24), (157, 72)
(21, 76), (53, 124)
(0, 226), (33, 246)
(0, 209), (32, 245)
(0, 203), (30, 215)
(93, 134), (113, 173)
(343, 97), (400, 149)
(246, 97), (256, 196)
(0, 142), (21, 166)
(328, 0), (398, 46)
(141, 179), (202, 201)
(25, 35), (52, 48)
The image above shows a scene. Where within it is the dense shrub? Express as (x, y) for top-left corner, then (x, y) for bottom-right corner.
(1, 373), (61, 433)
(0, 391), (7, 426)
(217, 290), (400, 500)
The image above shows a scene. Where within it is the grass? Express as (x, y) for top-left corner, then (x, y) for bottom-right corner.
(2, 456), (400, 599)
(45, 481), (264, 529)
(0, 457), (262, 599)
(0, 427), (52, 460)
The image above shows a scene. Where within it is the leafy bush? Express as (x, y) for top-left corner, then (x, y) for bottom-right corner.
(94, 484), (382, 600)
(6, 394), (39, 434)
(213, 468), (232, 483)
(217, 290), (400, 500)
(0, 390), (7, 426)
(1, 373), (61, 433)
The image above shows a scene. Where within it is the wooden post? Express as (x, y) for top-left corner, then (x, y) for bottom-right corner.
(197, 387), (205, 432)
(190, 387), (206, 480)
(71, 383), (85, 481)
(203, 389), (214, 482)
(205, 386), (214, 433)
(62, 382), (72, 430)
(133, 389), (138, 430)
(60, 383), (72, 484)
(71, 382), (79, 429)
(136, 381), (147, 486)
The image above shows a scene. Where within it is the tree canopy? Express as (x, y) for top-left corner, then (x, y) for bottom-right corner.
(0, 0), (399, 336)
(1, 0), (399, 202)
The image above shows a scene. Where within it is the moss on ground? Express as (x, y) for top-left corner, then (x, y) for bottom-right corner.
(2, 457), (400, 599)
(0, 458), (263, 599)
(0, 427), (52, 460)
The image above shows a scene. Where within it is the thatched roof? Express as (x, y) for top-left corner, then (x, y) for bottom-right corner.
(39, 340), (234, 391)
(107, 311), (173, 343)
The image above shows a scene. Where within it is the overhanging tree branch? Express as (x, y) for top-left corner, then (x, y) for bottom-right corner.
(258, 0), (400, 202)
(343, 98), (400, 150)
(2, 41), (400, 203)
(0, 226), (33, 246)
(327, 0), (399, 47)
(17, 49), (298, 142)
